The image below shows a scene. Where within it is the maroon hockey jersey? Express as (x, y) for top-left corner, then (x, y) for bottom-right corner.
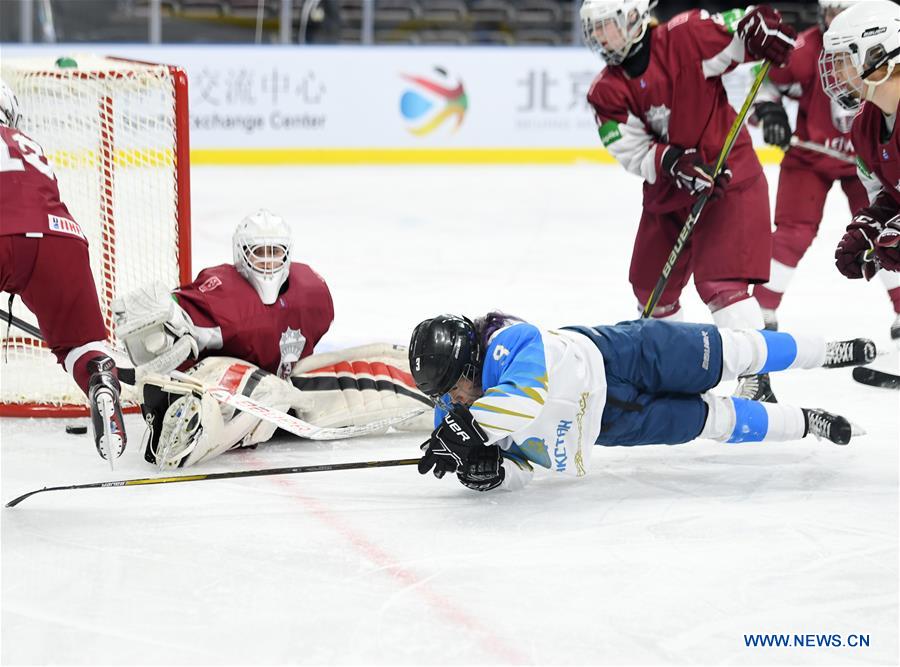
(852, 100), (900, 213)
(764, 26), (857, 177)
(588, 10), (763, 214)
(174, 263), (334, 374)
(0, 126), (86, 242)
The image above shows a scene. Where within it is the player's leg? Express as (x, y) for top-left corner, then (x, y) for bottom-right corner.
(629, 208), (692, 320)
(700, 394), (853, 445)
(16, 235), (126, 459)
(694, 173), (774, 400)
(693, 173), (772, 330)
(752, 167), (832, 329)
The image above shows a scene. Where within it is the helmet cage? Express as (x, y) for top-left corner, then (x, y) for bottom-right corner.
(819, 42), (900, 111)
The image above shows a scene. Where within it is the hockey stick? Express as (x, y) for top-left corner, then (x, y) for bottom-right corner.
(641, 62), (772, 318)
(0, 307), (43, 339)
(788, 137), (855, 164)
(204, 385), (428, 441)
(852, 366), (900, 390)
(4, 457), (420, 508)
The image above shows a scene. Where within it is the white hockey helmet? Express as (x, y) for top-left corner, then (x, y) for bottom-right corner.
(232, 209), (293, 305)
(819, 0), (900, 111)
(580, 0), (657, 66)
(0, 79), (21, 129)
(818, 0), (866, 31)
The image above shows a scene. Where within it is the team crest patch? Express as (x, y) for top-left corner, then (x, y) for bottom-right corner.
(198, 276), (222, 293)
(47, 214), (85, 240)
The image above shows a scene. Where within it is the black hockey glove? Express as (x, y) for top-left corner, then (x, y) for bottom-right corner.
(662, 146), (732, 201)
(457, 444), (505, 492)
(754, 101), (791, 150)
(418, 407), (488, 479)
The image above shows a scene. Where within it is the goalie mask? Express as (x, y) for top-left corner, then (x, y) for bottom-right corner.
(0, 79), (21, 129)
(819, 0), (900, 111)
(580, 0), (656, 66)
(233, 209), (292, 305)
(409, 314), (482, 402)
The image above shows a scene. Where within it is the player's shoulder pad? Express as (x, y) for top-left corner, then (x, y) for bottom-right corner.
(485, 322), (542, 368)
(587, 67), (629, 117)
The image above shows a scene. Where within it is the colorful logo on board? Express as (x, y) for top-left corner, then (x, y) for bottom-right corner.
(399, 67), (468, 136)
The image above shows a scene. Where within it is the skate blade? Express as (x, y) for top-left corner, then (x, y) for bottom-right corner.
(96, 393), (123, 471)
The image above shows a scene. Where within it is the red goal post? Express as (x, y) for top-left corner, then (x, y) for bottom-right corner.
(0, 55), (191, 417)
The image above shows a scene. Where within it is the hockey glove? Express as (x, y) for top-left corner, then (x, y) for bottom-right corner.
(754, 102), (791, 150)
(417, 407), (488, 479)
(835, 208), (896, 279)
(737, 5), (796, 67)
(662, 146), (732, 200)
(875, 217), (900, 272)
(457, 444), (505, 492)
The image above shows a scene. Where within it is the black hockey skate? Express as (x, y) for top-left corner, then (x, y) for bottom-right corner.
(88, 356), (127, 465)
(891, 314), (900, 343)
(802, 408), (852, 445)
(823, 338), (876, 368)
(733, 373), (777, 403)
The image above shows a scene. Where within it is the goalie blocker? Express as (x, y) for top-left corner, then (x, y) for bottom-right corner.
(140, 343), (432, 468)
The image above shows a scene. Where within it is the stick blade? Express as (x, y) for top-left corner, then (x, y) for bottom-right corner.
(853, 367), (900, 390)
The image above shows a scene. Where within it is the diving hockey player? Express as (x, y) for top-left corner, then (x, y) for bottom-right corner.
(820, 1), (900, 284)
(580, 1), (796, 402)
(0, 79), (125, 463)
(113, 211), (429, 468)
(409, 313), (875, 493)
(753, 0), (900, 340)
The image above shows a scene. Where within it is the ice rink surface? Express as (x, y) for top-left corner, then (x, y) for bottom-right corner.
(2, 165), (898, 665)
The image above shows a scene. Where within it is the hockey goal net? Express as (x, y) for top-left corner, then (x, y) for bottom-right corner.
(0, 55), (191, 416)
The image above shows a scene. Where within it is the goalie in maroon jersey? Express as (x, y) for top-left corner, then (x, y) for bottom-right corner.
(113, 210), (430, 468)
(751, 0), (900, 342)
(0, 79), (126, 464)
(581, 1), (795, 402)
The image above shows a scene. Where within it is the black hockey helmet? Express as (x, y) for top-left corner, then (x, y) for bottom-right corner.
(408, 314), (482, 398)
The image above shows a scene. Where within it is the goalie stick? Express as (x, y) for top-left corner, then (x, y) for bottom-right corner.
(5, 457), (420, 508)
(852, 367), (900, 390)
(203, 383), (428, 441)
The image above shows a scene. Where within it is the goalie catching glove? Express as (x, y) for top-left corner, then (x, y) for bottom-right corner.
(113, 281), (199, 376)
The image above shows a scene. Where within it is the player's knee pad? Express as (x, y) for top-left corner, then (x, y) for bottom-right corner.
(291, 343), (433, 431)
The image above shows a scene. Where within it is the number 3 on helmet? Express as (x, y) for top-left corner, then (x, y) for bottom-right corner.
(408, 314), (482, 400)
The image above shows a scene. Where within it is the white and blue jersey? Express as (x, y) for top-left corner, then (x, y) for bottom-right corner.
(434, 323), (607, 491)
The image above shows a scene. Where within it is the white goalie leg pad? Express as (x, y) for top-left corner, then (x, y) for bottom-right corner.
(291, 343), (433, 431)
(169, 357), (313, 466)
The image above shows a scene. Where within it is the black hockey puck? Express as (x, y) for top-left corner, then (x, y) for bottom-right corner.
(65, 425), (88, 435)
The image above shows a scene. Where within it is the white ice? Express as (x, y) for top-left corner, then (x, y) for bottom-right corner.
(2, 165), (898, 665)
